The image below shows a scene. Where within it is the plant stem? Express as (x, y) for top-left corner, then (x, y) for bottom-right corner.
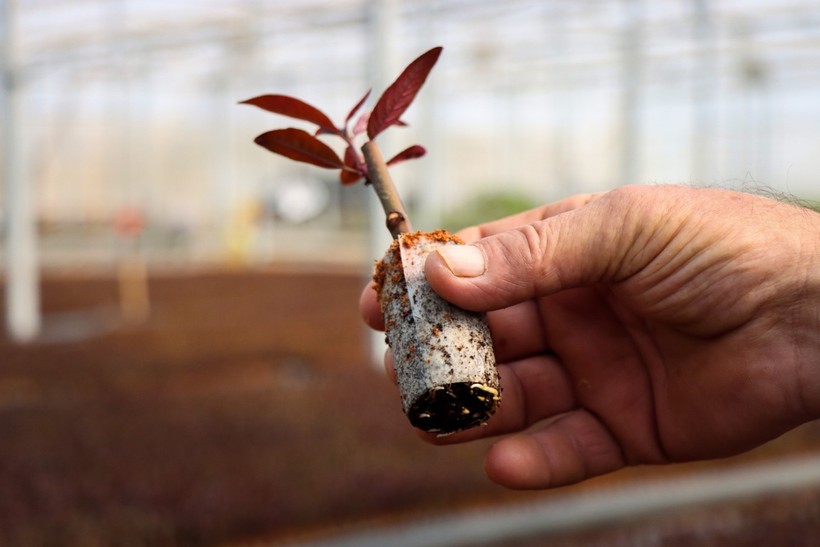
(362, 140), (413, 239)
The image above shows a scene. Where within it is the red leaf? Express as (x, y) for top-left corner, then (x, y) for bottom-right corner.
(387, 145), (426, 166)
(340, 145), (365, 185)
(345, 89), (371, 126)
(241, 95), (339, 135)
(340, 169), (363, 185)
(343, 145), (361, 169)
(254, 128), (344, 169)
(352, 111), (370, 136)
(367, 46), (442, 140)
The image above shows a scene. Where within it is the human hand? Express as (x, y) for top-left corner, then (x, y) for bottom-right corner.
(360, 185), (820, 489)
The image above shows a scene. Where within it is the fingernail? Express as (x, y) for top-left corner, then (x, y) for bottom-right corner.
(436, 245), (486, 277)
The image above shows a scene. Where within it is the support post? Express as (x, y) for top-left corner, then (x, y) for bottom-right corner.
(619, 0), (643, 187)
(366, 0), (401, 366)
(691, 0), (717, 184)
(1, 0), (40, 342)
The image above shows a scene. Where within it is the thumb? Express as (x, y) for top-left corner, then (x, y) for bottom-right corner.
(424, 194), (632, 311)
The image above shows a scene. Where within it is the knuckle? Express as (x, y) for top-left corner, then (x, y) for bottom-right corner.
(519, 223), (551, 268)
(499, 222), (559, 290)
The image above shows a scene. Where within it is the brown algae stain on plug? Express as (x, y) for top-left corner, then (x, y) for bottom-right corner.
(400, 229), (464, 250)
(372, 230), (463, 310)
(372, 239), (399, 306)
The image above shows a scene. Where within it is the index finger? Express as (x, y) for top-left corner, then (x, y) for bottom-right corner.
(455, 192), (603, 243)
(359, 280), (384, 331)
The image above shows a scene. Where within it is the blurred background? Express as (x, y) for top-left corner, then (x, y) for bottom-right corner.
(1, 0), (820, 545)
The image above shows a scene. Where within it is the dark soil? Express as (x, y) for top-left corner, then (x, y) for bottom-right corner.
(0, 266), (818, 546)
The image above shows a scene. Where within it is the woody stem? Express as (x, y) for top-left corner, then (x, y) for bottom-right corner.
(362, 140), (413, 239)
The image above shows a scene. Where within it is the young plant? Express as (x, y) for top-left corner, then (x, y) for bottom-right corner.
(241, 46), (442, 240)
(241, 47), (501, 435)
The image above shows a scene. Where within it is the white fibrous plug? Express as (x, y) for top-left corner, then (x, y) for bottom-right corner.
(374, 230), (501, 435)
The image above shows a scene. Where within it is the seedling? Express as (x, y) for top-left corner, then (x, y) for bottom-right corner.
(240, 47), (443, 239)
(241, 47), (501, 435)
